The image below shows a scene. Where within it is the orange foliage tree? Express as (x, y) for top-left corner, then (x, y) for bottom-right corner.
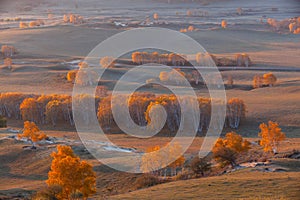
(263, 73), (277, 87)
(253, 75), (263, 89)
(20, 98), (40, 123)
(4, 58), (12, 69)
(47, 145), (96, 199)
(141, 143), (185, 177)
(258, 121), (286, 154)
(18, 121), (46, 148)
(226, 98), (246, 129)
(212, 132), (250, 167)
(253, 73), (277, 88)
(66, 70), (78, 83)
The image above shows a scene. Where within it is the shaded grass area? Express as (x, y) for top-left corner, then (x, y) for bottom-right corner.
(110, 170), (300, 200)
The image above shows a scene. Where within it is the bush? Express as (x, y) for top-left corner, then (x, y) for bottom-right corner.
(174, 170), (193, 180)
(32, 185), (62, 200)
(0, 116), (7, 128)
(190, 156), (211, 176)
(134, 175), (161, 189)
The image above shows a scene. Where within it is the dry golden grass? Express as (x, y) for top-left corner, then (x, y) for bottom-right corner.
(110, 170), (300, 200)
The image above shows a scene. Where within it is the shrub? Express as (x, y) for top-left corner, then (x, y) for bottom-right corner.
(0, 116), (7, 128)
(190, 156), (211, 176)
(32, 185), (62, 200)
(134, 175), (160, 189)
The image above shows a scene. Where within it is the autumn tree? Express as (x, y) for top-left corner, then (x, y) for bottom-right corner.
(97, 95), (114, 130)
(4, 58), (12, 70)
(141, 143), (185, 177)
(167, 142), (185, 176)
(263, 73), (277, 87)
(141, 145), (162, 175)
(0, 93), (30, 119)
(226, 98), (246, 129)
(253, 73), (277, 88)
(258, 121), (286, 154)
(0, 115), (7, 128)
(19, 21), (28, 28)
(18, 121), (47, 149)
(128, 93), (155, 126)
(253, 75), (263, 89)
(45, 100), (63, 126)
(197, 98), (211, 133)
(20, 98), (40, 123)
(1, 45), (17, 58)
(221, 20), (227, 28)
(227, 75), (233, 88)
(66, 70), (78, 83)
(212, 132), (250, 167)
(47, 145), (96, 199)
(100, 56), (115, 68)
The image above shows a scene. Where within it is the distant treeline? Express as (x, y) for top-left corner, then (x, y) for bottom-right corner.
(0, 93), (245, 134)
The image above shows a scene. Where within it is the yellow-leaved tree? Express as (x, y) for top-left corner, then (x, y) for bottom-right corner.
(46, 145), (96, 199)
(258, 121), (286, 154)
(212, 132), (250, 167)
(18, 121), (46, 149)
(141, 143), (185, 177)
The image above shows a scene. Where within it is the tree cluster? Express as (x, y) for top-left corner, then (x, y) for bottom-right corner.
(180, 25), (196, 33)
(132, 52), (187, 66)
(159, 69), (186, 85)
(235, 53), (251, 67)
(253, 73), (277, 88)
(97, 93), (246, 134)
(1, 45), (17, 58)
(63, 14), (84, 24)
(267, 17), (300, 34)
